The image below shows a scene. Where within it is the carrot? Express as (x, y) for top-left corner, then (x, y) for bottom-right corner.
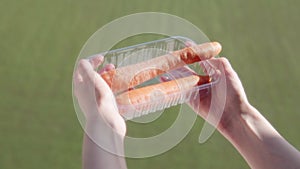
(116, 75), (211, 106)
(101, 42), (221, 93)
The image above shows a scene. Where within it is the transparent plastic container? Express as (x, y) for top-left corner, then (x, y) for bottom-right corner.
(90, 36), (218, 120)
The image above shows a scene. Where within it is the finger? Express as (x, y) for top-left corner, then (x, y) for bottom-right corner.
(76, 59), (108, 98)
(74, 59), (94, 83)
(78, 59), (97, 82)
(98, 63), (115, 74)
(98, 67), (106, 74)
(91, 69), (124, 130)
(104, 63), (115, 71)
(187, 86), (212, 117)
(199, 60), (218, 75)
(79, 59), (114, 97)
(74, 71), (83, 83)
(81, 60), (114, 100)
(199, 88), (211, 100)
(76, 59), (123, 124)
(89, 55), (104, 69)
(205, 57), (234, 75)
(218, 57), (235, 74)
(73, 63), (83, 83)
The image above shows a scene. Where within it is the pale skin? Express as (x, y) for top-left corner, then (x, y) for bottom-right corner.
(74, 56), (126, 169)
(73, 55), (300, 169)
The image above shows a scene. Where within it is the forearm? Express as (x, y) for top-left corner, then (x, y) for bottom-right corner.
(82, 120), (127, 169)
(219, 104), (300, 169)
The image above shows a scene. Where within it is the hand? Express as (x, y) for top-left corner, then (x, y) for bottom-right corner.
(161, 57), (251, 132)
(197, 58), (300, 169)
(189, 57), (251, 131)
(73, 55), (126, 136)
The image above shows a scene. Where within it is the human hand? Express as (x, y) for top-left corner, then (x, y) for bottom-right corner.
(194, 58), (300, 169)
(161, 57), (251, 133)
(74, 56), (127, 169)
(190, 58), (250, 131)
(73, 55), (126, 136)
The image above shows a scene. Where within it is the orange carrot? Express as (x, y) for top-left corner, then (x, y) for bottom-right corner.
(101, 42), (221, 93)
(116, 75), (211, 106)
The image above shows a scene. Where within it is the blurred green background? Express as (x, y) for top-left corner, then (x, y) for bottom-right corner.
(1, 0), (300, 168)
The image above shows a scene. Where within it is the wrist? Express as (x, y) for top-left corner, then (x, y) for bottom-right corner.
(217, 102), (254, 139)
(85, 115), (126, 139)
(217, 102), (280, 146)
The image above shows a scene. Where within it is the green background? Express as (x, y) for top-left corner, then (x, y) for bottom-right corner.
(1, 0), (299, 168)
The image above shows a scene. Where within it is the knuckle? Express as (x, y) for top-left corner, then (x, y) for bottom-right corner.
(78, 59), (86, 67)
(218, 57), (232, 71)
(219, 57), (229, 64)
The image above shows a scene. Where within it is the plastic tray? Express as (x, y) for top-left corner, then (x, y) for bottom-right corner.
(91, 36), (218, 120)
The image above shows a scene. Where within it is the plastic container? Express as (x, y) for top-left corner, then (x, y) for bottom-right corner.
(90, 36), (218, 120)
